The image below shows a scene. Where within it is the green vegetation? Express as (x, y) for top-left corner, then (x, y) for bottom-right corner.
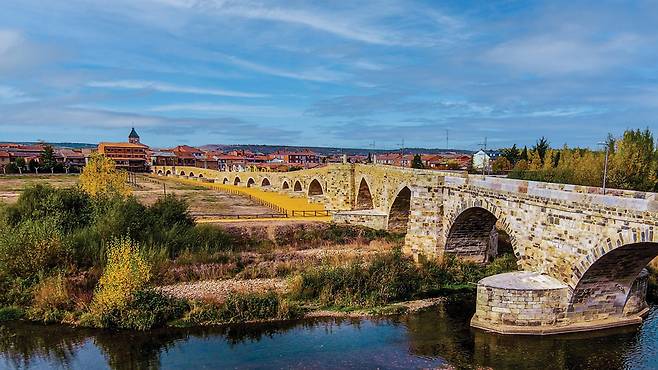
(0, 179), (518, 331)
(498, 128), (658, 192)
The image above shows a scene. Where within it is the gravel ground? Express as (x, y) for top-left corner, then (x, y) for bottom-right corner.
(158, 278), (288, 302)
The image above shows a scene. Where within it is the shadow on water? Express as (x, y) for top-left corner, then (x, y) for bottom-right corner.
(1, 294), (657, 369)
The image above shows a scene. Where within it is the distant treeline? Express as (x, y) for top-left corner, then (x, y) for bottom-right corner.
(492, 128), (658, 192)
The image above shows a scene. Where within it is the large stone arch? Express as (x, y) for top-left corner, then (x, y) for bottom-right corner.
(294, 180), (303, 192)
(261, 178), (271, 187)
(282, 180), (290, 190)
(387, 186), (412, 233)
(308, 178), (323, 196)
(198, 173), (203, 178)
(179, 170), (186, 176)
(234, 176), (241, 186)
(165, 170), (171, 176)
(567, 239), (658, 321)
(247, 178), (255, 187)
(189, 172), (195, 177)
(355, 177), (374, 210)
(443, 204), (519, 264)
(222, 177), (229, 184)
(157, 170), (163, 175)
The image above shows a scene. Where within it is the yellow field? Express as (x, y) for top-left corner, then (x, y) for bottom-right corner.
(158, 176), (330, 220)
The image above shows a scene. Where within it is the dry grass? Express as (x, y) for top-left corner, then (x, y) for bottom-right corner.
(0, 174), (79, 204)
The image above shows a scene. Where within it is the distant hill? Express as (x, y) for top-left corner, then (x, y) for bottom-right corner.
(4, 142), (97, 149)
(199, 144), (473, 156)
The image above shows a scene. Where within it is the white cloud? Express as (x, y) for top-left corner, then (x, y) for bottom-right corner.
(0, 29), (60, 73)
(87, 79), (267, 98)
(0, 85), (34, 104)
(221, 54), (347, 82)
(148, 102), (300, 117)
(486, 33), (644, 75)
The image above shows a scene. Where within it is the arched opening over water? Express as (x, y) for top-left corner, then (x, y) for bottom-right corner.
(189, 172), (195, 177)
(308, 179), (323, 196)
(261, 178), (271, 187)
(445, 207), (500, 263)
(165, 170), (171, 176)
(198, 174), (203, 178)
(247, 178), (255, 187)
(355, 178), (374, 210)
(387, 186), (411, 233)
(294, 181), (303, 192)
(179, 171), (186, 176)
(234, 177), (241, 186)
(282, 181), (290, 190)
(157, 170), (163, 175)
(568, 242), (658, 319)
(223, 177), (229, 184)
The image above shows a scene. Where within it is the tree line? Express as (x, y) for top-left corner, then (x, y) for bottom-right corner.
(491, 128), (658, 192)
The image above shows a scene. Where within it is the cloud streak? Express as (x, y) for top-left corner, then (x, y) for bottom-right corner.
(87, 80), (268, 98)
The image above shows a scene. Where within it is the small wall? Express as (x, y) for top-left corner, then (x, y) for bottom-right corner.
(471, 272), (569, 330)
(333, 210), (388, 230)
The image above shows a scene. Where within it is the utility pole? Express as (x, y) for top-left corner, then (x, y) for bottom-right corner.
(446, 129), (449, 150)
(597, 141), (609, 195)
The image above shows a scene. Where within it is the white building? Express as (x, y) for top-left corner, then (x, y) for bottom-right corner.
(472, 150), (502, 171)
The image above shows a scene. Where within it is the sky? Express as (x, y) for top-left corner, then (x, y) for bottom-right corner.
(1, 0), (658, 150)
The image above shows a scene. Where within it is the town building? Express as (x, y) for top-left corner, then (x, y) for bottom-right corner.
(98, 128), (150, 172)
(472, 150), (502, 171)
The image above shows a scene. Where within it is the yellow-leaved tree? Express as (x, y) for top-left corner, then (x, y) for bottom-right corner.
(91, 237), (151, 316)
(80, 153), (131, 197)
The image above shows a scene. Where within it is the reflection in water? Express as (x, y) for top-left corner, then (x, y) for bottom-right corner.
(1, 295), (657, 369)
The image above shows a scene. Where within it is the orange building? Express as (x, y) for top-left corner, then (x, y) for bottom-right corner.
(98, 128), (149, 172)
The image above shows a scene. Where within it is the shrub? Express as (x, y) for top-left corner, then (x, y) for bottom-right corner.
(0, 218), (68, 278)
(0, 306), (25, 321)
(184, 293), (301, 325)
(32, 274), (70, 312)
(90, 237), (151, 316)
(100, 289), (188, 330)
(148, 195), (195, 230)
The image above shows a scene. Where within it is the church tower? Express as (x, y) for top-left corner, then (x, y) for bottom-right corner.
(128, 127), (140, 144)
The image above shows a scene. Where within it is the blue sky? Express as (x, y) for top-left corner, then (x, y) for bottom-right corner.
(1, 0), (657, 150)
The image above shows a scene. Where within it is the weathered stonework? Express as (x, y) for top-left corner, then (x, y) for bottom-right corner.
(153, 163), (658, 334)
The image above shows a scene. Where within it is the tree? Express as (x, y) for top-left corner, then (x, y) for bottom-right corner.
(411, 154), (424, 169)
(532, 136), (550, 164)
(501, 144), (520, 165)
(80, 153), (131, 197)
(520, 146), (529, 162)
(40, 144), (58, 173)
(607, 129), (657, 191)
(491, 157), (512, 173)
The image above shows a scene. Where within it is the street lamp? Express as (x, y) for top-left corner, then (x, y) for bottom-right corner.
(597, 141), (609, 195)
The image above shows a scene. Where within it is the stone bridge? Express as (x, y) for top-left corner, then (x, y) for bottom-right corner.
(153, 163), (658, 334)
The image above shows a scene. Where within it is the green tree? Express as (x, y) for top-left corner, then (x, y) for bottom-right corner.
(501, 144), (520, 165)
(520, 146), (529, 162)
(608, 129), (657, 191)
(411, 154), (424, 169)
(492, 157), (512, 173)
(532, 136), (550, 163)
(40, 144), (58, 173)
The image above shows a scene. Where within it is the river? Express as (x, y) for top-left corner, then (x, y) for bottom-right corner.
(2, 295), (658, 369)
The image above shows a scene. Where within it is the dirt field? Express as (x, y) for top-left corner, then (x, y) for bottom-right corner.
(0, 174), (273, 216)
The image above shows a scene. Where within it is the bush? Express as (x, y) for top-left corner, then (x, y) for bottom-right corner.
(184, 293), (301, 325)
(32, 274), (71, 312)
(0, 306), (25, 321)
(99, 289), (188, 330)
(0, 218), (69, 278)
(91, 237), (151, 316)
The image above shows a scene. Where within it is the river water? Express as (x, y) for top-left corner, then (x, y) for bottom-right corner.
(2, 295), (658, 369)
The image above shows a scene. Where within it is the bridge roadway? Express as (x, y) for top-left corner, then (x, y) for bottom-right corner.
(153, 163), (658, 335)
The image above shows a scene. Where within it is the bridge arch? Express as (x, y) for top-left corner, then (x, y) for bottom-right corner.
(444, 204), (518, 264)
(261, 178), (271, 187)
(567, 234), (658, 320)
(157, 170), (163, 175)
(189, 172), (195, 177)
(294, 180), (303, 192)
(222, 177), (229, 184)
(198, 174), (203, 178)
(387, 186), (411, 233)
(282, 180), (290, 190)
(165, 170), (171, 176)
(247, 178), (255, 187)
(179, 170), (186, 176)
(234, 176), (241, 186)
(308, 179), (324, 196)
(355, 177), (374, 210)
